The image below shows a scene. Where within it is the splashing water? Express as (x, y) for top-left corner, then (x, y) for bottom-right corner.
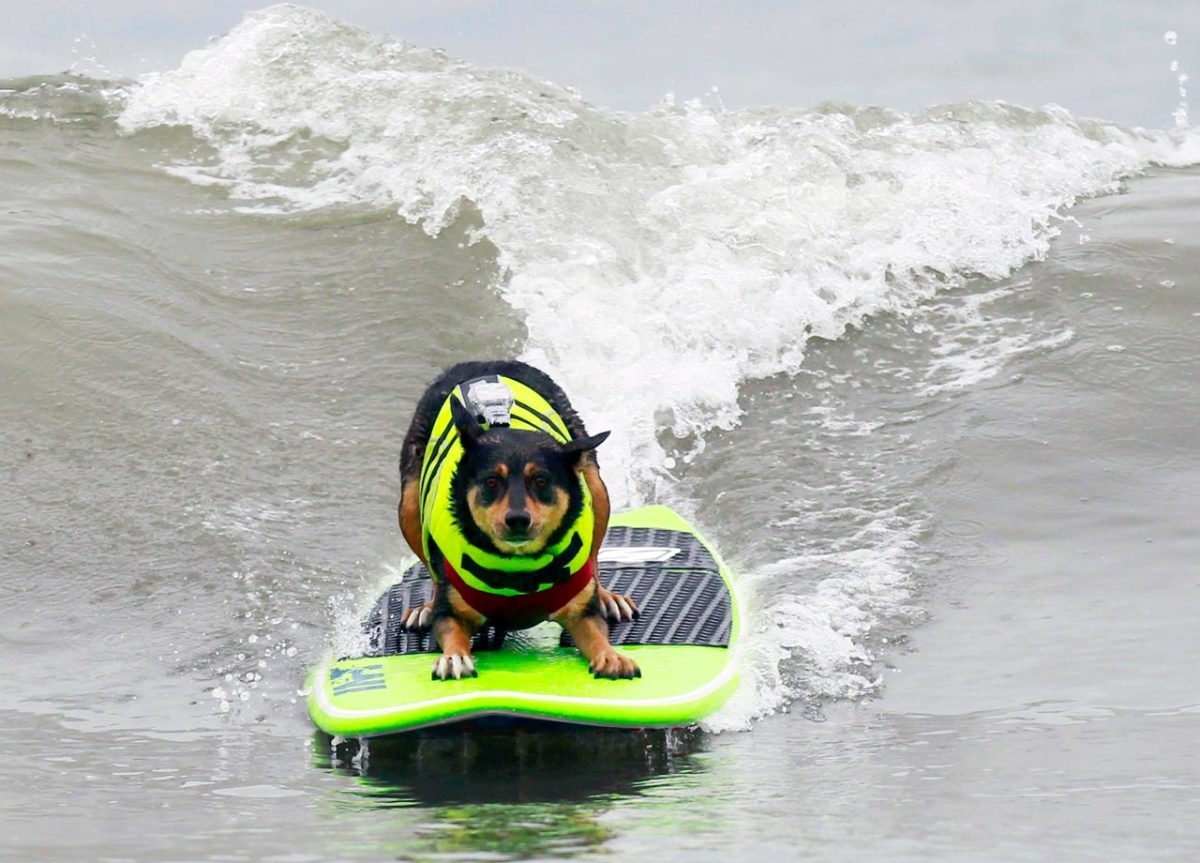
(117, 6), (1200, 506)
(1164, 30), (1190, 130)
(108, 5), (1200, 725)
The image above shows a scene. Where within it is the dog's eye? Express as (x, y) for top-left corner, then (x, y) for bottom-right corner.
(478, 476), (503, 505)
(530, 473), (554, 503)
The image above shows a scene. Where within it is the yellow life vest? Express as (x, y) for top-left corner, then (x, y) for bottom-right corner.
(418, 375), (594, 599)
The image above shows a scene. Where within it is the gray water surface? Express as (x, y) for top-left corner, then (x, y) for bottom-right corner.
(3, 8), (1200, 862)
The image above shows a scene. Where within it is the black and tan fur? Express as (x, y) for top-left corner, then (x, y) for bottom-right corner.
(398, 360), (639, 680)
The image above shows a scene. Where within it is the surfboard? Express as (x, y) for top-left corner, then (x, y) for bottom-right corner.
(306, 505), (739, 736)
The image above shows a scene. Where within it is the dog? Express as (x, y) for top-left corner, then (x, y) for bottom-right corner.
(397, 360), (639, 681)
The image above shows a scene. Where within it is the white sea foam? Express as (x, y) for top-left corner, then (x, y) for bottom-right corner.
(918, 281), (1077, 395)
(118, 6), (1200, 506)
(704, 506), (925, 732)
(115, 5), (1200, 720)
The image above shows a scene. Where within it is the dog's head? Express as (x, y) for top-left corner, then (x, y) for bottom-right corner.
(448, 397), (609, 556)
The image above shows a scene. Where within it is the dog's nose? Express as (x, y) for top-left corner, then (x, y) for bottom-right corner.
(505, 511), (531, 532)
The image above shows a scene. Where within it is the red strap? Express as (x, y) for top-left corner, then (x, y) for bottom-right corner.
(442, 556), (596, 624)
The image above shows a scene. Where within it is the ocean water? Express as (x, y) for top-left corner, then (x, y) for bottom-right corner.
(2, 5), (1198, 861)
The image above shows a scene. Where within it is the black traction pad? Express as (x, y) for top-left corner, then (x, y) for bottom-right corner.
(360, 526), (732, 657)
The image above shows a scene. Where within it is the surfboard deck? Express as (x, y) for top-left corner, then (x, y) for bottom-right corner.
(306, 505), (739, 736)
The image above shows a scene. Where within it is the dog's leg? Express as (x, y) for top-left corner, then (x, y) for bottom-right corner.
(431, 617), (478, 680)
(553, 584), (641, 679)
(398, 476), (425, 563)
(398, 476), (435, 630)
(580, 461), (638, 623)
(430, 588), (485, 681)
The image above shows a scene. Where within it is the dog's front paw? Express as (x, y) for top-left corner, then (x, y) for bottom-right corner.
(588, 648), (641, 680)
(401, 601), (434, 631)
(598, 587), (639, 623)
(431, 652), (478, 681)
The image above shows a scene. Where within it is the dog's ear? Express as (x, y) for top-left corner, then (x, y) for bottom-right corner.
(560, 430), (610, 464)
(450, 395), (483, 447)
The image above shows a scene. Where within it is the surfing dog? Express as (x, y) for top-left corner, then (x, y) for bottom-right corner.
(397, 360), (639, 681)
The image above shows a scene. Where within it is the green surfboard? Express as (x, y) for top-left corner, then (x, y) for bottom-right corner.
(306, 505), (739, 736)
